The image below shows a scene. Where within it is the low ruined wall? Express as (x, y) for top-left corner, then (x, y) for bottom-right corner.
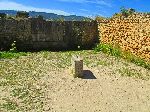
(0, 19), (31, 51)
(98, 13), (150, 61)
(0, 18), (99, 51)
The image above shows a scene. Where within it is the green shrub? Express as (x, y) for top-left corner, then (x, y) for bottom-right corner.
(94, 43), (122, 57)
(120, 7), (129, 17)
(112, 7), (136, 18)
(0, 13), (6, 19)
(120, 7), (136, 17)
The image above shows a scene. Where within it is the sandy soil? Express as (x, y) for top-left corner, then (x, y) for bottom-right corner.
(0, 51), (150, 112)
(38, 66), (150, 112)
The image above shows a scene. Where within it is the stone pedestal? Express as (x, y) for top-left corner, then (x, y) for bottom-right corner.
(71, 55), (83, 78)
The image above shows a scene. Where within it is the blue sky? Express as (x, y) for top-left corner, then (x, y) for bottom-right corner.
(0, 0), (150, 17)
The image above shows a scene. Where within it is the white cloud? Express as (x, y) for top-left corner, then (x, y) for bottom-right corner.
(0, 0), (70, 15)
(80, 9), (89, 12)
(58, 0), (85, 3)
(79, 8), (106, 17)
(59, 0), (112, 7)
(88, 0), (112, 7)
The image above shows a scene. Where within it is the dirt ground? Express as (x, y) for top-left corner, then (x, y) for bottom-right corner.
(39, 67), (150, 112)
(0, 51), (150, 112)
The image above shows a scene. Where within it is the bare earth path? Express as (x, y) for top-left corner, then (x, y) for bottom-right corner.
(0, 51), (150, 112)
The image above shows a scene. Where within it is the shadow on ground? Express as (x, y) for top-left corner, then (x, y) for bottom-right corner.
(82, 70), (97, 79)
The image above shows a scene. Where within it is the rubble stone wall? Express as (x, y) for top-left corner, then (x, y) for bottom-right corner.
(98, 13), (150, 61)
(0, 18), (99, 51)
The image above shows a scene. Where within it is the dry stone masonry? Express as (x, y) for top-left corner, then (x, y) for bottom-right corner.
(97, 13), (150, 62)
(0, 18), (99, 51)
(0, 13), (150, 62)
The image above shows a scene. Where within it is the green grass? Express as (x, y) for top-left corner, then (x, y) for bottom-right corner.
(94, 44), (122, 57)
(96, 60), (110, 66)
(0, 52), (46, 111)
(122, 51), (150, 69)
(94, 43), (150, 70)
(1, 98), (18, 111)
(0, 51), (28, 59)
(118, 67), (149, 80)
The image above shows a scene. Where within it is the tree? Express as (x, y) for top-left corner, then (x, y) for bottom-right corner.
(128, 8), (136, 14)
(16, 11), (29, 18)
(0, 13), (6, 19)
(37, 15), (44, 20)
(120, 7), (129, 17)
(120, 7), (136, 17)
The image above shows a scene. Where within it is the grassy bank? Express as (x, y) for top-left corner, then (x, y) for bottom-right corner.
(94, 43), (150, 70)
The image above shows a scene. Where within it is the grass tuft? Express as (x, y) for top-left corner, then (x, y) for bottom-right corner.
(94, 44), (122, 57)
(94, 43), (150, 70)
(0, 51), (28, 59)
(118, 67), (149, 80)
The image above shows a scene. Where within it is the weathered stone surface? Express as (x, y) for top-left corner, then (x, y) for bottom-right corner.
(97, 13), (150, 62)
(71, 55), (83, 78)
(0, 18), (99, 51)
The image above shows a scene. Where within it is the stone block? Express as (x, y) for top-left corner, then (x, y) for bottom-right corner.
(71, 55), (83, 78)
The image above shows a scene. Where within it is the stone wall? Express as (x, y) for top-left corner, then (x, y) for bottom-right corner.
(98, 13), (150, 62)
(0, 18), (99, 51)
